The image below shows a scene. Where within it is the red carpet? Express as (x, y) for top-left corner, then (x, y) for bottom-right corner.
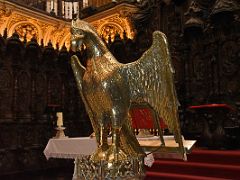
(145, 149), (240, 180)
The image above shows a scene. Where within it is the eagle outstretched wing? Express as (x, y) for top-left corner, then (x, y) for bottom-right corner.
(124, 31), (180, 133)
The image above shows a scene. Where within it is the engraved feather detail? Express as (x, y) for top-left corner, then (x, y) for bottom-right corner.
(124, 31), (180, 133)
(71, 55), (100, 141)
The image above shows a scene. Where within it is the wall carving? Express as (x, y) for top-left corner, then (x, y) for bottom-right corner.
(0, 32), (88, 175)
(0, 1), (71, 49)
(15, 23), (39, 43)
(100, 23), (122, 42)
(0, 1), (136, 50)
(130, 0), (240, 149)
(0, 68), (13, 120)
(16, 71), (31, 119)
(85, 3), (137, 41)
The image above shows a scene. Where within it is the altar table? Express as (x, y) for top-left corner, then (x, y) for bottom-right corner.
(44, 136), (195, 158)
(44, 137), (97, 160)
(44, 136), (196, 179)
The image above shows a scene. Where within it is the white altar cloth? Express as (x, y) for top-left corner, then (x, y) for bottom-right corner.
(44, 136), (195, 179)
(44, 136), (195, 160)
(44, 137), (97, 160)
(44, 136), (158, 168)
(43, 136), (164, 160)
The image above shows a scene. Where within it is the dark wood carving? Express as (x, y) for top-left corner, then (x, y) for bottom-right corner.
(0, 68), (13, 121)
(130, 0), (240, 148)
(0, 30), (87, 176)
(16, 71), (31, 120)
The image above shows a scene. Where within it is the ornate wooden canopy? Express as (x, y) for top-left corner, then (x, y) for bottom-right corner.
(0, 1), (136, 49)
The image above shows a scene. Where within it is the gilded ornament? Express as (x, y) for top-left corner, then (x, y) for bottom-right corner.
(70, 19), (186, 178)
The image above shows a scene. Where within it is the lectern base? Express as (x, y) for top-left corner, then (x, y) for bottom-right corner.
(72, 156), (145, 180)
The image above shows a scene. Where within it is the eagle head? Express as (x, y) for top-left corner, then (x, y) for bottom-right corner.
(71, 19), (98, 52)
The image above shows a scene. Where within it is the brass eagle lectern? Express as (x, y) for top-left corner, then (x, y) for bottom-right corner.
(70, 19), (186, 179)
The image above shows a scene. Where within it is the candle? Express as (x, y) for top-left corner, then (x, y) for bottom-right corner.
(57, 112), (63, 127)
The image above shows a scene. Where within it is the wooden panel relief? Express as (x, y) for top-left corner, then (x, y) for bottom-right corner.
(15, 71), (31, 120)
(0, 68), (13, 121)
(48, 74), (62, 106)
(33, 73), (47, 120)
(220, 40), (240, 96)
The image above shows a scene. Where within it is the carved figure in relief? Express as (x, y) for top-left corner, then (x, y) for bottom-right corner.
(70, 19), (186, 163)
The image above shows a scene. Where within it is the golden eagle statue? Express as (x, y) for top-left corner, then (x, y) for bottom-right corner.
(70, 19), (186, 164)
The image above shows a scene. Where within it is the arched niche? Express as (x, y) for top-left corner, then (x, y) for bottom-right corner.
(8, 21), (42, 44)
(98, 22), (124, 42)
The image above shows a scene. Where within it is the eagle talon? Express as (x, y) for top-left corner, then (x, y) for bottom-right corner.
(106, 145), (128, 163)
(90, 146), (109, 162)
